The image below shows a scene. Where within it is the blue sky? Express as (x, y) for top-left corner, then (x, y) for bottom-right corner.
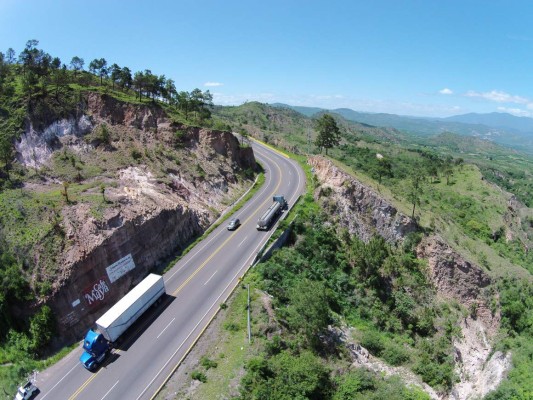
(1, 0), (533, 117)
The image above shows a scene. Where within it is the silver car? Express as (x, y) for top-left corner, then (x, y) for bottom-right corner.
(227, 218), (240, 231)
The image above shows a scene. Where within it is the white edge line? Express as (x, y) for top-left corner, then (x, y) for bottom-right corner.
(138, 144), (302, 399)
(100, 380), (119, 400)
(135, 236), (266, 400)
(166, 154), (272, 282)
(39, 363), (79, 400)
(156, 318), (176, 339)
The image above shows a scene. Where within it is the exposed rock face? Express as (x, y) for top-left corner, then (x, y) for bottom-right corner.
(308, 156), (417, 243)
(417, 236), (510, 400)
(86, 92), (166, 130)
(310, 155), (510, 400)
(16, 93), (256, 342)
(15, 115), (93, 168)
(51, 172), (208, 341)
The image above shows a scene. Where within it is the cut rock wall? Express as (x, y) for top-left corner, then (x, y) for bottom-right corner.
(17, 93), (256, 342)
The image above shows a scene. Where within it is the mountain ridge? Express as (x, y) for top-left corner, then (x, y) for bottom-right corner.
(270, 103), (533, 153)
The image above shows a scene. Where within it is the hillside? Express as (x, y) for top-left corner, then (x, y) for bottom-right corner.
(0, 43), (258, 392)
(272, 103), (533, 153)
(191, 104), (532, 399)
(446, 112), (533, 133)
(214, 101), (407, 151)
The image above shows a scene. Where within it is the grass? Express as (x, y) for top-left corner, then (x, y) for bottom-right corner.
(0, 342), (79, 395)
(162, 284), (255, 399)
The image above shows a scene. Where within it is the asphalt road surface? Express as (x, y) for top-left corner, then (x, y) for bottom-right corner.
(34, 139), (306, 400)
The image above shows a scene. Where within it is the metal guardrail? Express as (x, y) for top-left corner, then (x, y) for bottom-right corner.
(251, 194), (302, 266)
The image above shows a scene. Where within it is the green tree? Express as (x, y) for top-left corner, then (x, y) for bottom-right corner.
(119, 66), (132, 89)
(51, 64), (68, 99)
(314, 114), (341, 155)
(177, 91), (191, 118)
(28, 305), (55, 354)
(133, 71), (145, 101)
(442, 156), (454, 185)
(18, 40), (51, 78)
(70, 56), (84, 73)
(0, 250), (30, 340)
(406, 167), (425, 219)
(241, 351), (331, 400)
(5, 47), (16, 64)
(285, 279), (330, 348)
(164, 78), (177, 104)
(374, 157), (393, 183)
(189, 88), (213, 122)
(110, 63), (121, 90)
(89, 58), (108, 85)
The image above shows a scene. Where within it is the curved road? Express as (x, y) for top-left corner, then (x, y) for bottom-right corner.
(35, 139), (306, 400)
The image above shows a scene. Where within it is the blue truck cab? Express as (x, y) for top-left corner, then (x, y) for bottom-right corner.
(80, 329), (110, 371)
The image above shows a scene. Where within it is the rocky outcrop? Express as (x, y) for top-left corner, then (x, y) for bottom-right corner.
(16, 93), (257, 342)
(50, 168), (209, 340)
(310, 156), (511, 400)
(308, 156), (417, 243)
(417, 236), (510, 400)
(86, 92), (166, 130)
(15, 116), (93, 168)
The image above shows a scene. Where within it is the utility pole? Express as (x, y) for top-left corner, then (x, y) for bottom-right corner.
(247, 284), (251, 343)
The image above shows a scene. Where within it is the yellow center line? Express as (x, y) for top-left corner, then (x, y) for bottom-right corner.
(69, 148), (283, 400)
(172, 152), (282, 297)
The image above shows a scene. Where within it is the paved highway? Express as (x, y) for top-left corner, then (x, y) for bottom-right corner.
(34, 139), (306, 400)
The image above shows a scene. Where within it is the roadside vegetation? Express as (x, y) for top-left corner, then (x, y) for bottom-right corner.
(209, 105), (532, 398)
(0, 39), (250, 391)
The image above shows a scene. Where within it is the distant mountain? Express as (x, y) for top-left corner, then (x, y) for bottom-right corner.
(269, 103), (323, 117)
(270, 103), (533, 154)
(445, 112), (533, 133)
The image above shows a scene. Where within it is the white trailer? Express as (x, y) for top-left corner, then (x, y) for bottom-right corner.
(95, 274), (165, 342)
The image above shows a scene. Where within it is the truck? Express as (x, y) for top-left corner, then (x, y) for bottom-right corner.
(256, 195), (287, 231)
(14, 381), (38, 400)
(79, 273), (166, 371)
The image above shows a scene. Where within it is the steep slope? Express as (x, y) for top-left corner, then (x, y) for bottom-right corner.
(3, 92), (257, 341)
(309, 156), (511, 399)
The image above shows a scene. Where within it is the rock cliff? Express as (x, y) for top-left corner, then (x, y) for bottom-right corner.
(309, 156), (417, 243)
(309, 155), (510, 400)
(14, 93), (256, 342)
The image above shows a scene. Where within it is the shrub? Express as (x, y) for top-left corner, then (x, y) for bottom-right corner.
(130, 149), (142, 161)
(200, 356), (218, 370)
(191, 370), (207, 383)
(360, 330), (384, 356)
(223, 322), (240, 332)
(381, 342), (410, 366)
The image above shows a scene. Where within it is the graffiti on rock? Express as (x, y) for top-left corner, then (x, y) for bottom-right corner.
(83, 277), (111, 307)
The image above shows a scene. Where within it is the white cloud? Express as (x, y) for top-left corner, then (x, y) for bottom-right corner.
(497, 106), (533, 117)
(204, 82), (224, 87)
(465, 90), (529, 104)
(439, 88), (453, 95)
